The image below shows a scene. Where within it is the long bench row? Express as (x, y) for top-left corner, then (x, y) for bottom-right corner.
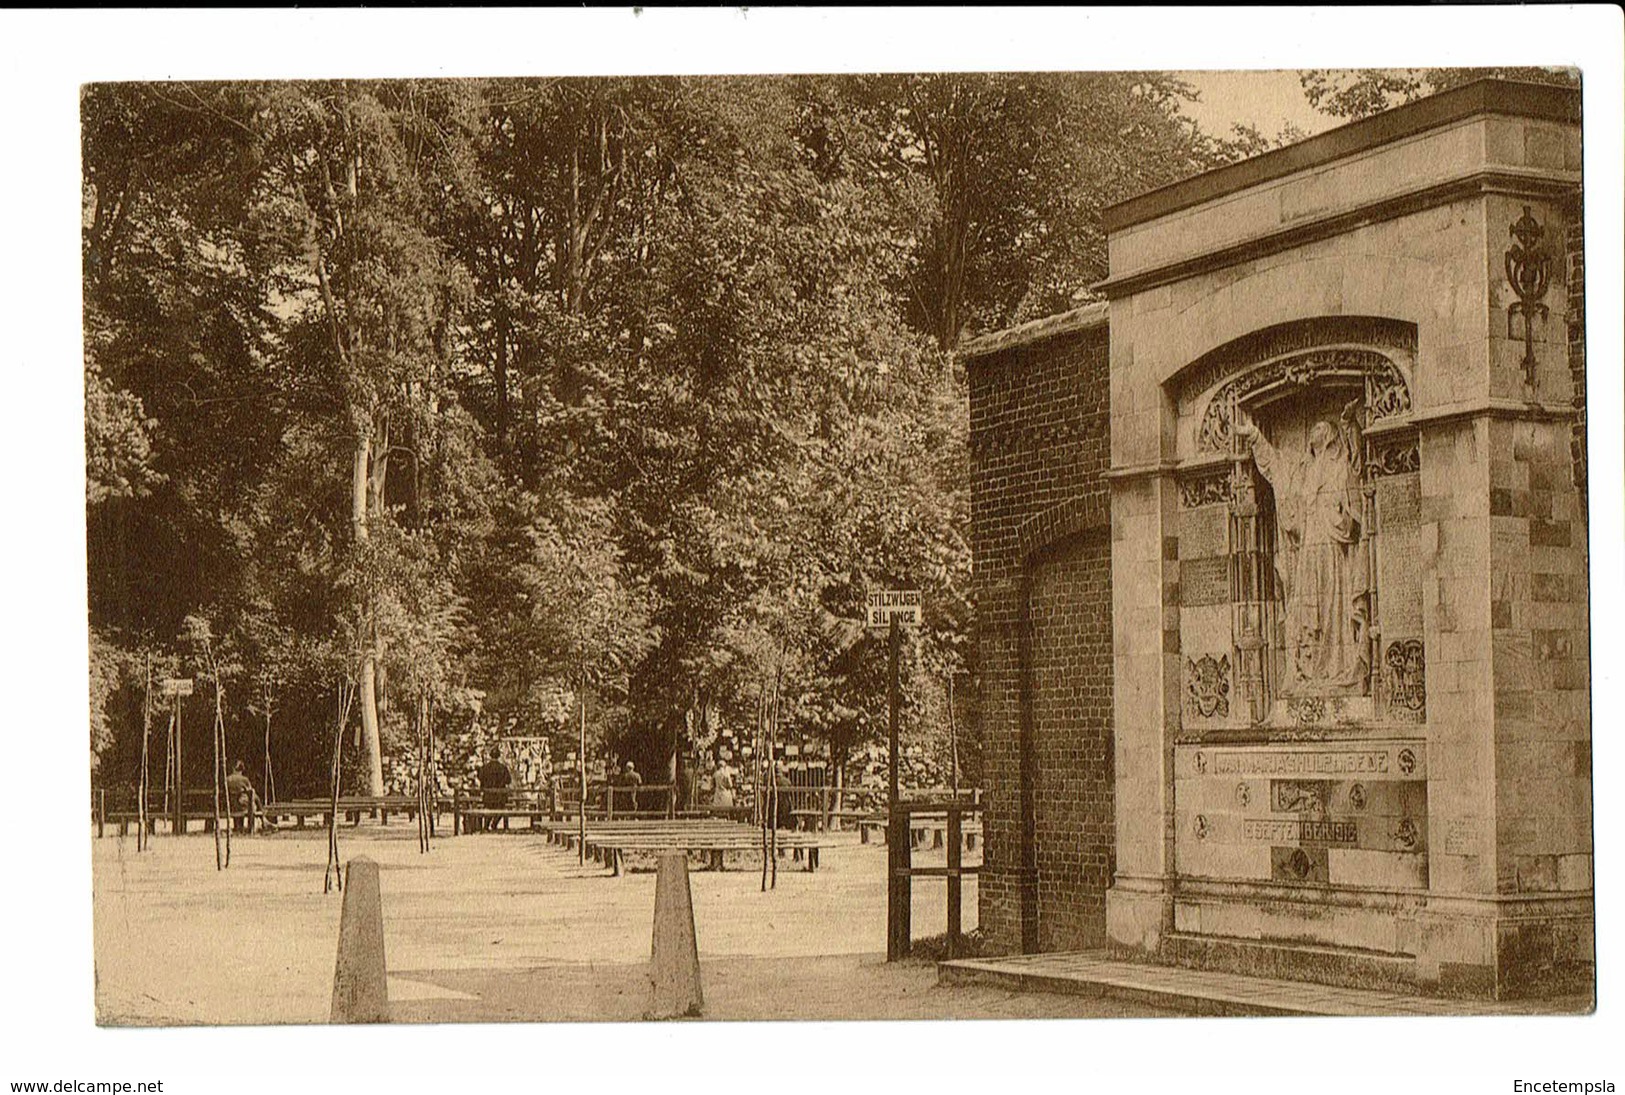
(545, 819), (838, 875)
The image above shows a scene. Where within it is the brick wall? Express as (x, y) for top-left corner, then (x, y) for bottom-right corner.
(1028, 531), (1115, 949)
(967, 316), (1114, 954)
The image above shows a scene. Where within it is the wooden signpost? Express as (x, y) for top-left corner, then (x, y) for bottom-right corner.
(869, 590), (920, 961)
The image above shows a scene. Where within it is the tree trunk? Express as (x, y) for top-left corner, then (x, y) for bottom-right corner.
(351, 428), (386, 797)
(494, 307), (511, 453)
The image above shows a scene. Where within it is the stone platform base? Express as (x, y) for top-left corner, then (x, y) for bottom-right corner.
(1159, 932), (1417, 994)
(938, 951), (1592, 1017)
(1107, 884), (1594, 1000)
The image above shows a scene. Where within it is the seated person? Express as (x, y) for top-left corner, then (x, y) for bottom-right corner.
(476, 748), (512, 832)
(225, 760), (258, 833)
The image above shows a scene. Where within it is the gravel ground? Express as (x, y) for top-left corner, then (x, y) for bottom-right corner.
(92, 825), (1175, 1025)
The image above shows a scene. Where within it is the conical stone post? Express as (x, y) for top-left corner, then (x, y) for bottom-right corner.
(331, 856), (388, 1023)
(648, 852), (703, 1018)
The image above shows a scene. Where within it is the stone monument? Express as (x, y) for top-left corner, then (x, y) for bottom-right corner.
(1097, 80), (1589, 998)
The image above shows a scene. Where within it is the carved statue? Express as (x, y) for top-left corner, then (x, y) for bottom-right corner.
(1235, 405), (1372, 696)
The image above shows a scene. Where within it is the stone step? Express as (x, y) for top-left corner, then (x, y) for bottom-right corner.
(938, 951), (1586, 1017)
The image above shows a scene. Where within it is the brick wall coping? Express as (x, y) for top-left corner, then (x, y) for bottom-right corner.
(958, 301), (1108, 361)
(1102, 79), (1579, 234)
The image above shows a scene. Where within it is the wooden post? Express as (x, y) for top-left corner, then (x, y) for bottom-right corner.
(263, 684), (276, 813)
(886, 808), (910, 961)
(137, 660), (151, 850)
(171, 692), (183, 836)
(886, 612), (908, 959)
(946, 806), (963, 957)
(578, 682), (587, 866)
(887, 615), (900, 812)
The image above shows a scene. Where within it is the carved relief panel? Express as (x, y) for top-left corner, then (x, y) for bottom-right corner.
(1172, 323), (1425, 732)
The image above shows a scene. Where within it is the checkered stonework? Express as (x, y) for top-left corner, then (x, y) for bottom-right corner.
(1565, 195), (1586, 516)
(967, 318), (1114, 954)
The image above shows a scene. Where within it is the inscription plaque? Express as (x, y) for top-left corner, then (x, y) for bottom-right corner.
(1444, 818), (1484, 855)
(1180, 556), (1231, 606)
(1179, 505), (1227, 559)
(1379, 528), (1424, 636)
(1212, 750), (1392, 776)
(1244, 819), (1358, 844)
(1377, 473), (1421, 529)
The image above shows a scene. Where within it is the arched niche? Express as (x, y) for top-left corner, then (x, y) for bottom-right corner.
(1168, 317), (1417, 462)
(1165, 317), (1425, 731)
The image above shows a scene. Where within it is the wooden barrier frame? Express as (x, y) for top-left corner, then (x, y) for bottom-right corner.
(886, 800), (982, 961)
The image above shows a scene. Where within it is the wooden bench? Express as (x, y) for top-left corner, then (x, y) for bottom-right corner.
(855, 813), (982, 851)
(792, 807), (884, 835)
(546, 818), (747, 850)
(261, 796), (427, 829)
(554, 820), (837, 875)
(97, 790), (229, 836)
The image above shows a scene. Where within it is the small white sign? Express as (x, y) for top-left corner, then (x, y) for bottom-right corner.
(865, 589), (922, 629)
(160, 678), (195, 697)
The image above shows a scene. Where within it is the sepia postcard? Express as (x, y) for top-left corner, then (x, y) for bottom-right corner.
(6, 7), (1623, 1095)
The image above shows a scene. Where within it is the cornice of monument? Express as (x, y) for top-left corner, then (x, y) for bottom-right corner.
(1102, 78), (1581, 235)
(1096, 167), (1580, 300)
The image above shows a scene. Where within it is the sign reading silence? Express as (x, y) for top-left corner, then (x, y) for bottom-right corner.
(865, 589), (922, 629)
(160, 678), (195, 697)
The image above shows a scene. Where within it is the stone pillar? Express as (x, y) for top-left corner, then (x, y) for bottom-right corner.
(1105, 321), (1179, 955)
(1410, 192), (1591, 998)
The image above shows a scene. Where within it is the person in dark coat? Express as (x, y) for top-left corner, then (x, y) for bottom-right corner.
(225, 760), (257, 833)
(612, 760), (643, 813)
(477, 748), (512, 832)
(773, 761), (796, 831)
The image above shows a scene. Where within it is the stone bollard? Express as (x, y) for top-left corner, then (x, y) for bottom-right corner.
(331, 856), (389, 1023)
(647, 853), (703, 1019)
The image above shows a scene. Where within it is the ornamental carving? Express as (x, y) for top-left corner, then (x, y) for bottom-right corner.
(1367, 435), (1421, 478)
(1186, 654), (1232, 719)
(1172, 318), (1418, 406)
(1384, 640), (1427, 719)
(1393, 818), (1420, 851)
(1271, 780), (1326, 815)
(1505, 204), (1552, 387)
(1179, 469), (1233, 508)
(1291, 696), (1327, 725)
(1196, 349), (1412, 454)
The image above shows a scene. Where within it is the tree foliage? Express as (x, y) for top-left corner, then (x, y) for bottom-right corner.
(1300, 67), (1578, 120)
(82, 73), (1269, 796)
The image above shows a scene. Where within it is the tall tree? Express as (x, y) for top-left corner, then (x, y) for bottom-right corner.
(837, 73), (1231, 350)
(1299, 67), (1579, 120)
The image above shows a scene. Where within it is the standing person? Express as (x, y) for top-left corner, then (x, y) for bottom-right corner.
(712, 761), (737, 810)
(225, 760), (258, 834)
(614, 760), (643, 814)
(477, 747), (512, 833)
(773, 760), (796, 831)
